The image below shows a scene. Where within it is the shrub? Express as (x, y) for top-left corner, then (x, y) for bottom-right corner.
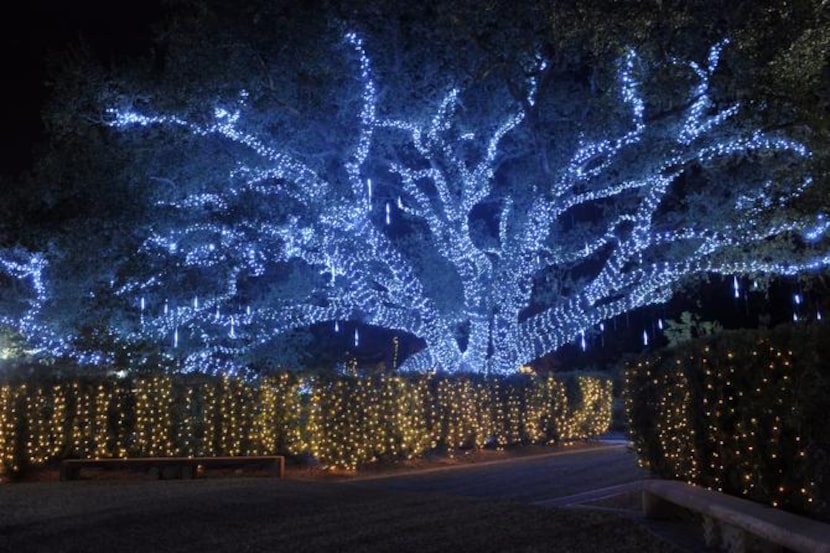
(624, 323), (830, 521)
(0, 372), (612, 475)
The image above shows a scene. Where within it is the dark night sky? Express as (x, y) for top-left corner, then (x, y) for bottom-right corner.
(1, 0), (165, 178)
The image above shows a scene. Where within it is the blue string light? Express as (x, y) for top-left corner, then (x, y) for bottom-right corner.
(0, 32), (825, 375)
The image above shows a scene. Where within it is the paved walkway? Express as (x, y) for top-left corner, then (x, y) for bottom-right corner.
(349, 443), (647, 502)
(348, 442), (712, 553)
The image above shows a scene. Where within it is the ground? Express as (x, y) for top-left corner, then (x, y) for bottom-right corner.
(0, 442), (695, 553)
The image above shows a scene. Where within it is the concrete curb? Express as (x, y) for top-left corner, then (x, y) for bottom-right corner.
(533, 480), (645, 508)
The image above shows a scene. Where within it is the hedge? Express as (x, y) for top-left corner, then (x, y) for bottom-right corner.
(0, 372), (612, 475)
(624, 322), (830, 521)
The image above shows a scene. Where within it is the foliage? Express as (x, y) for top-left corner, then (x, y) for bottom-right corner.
(0, 0), (828, 374)
(0, 372), (611, 474)
(662, 311), (723, 347)
(624, 322), (830, 521)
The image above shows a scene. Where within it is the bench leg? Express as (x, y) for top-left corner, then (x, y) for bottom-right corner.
(642, 491), (685, 519)
(702, 515), (720, 548)
(718, 521), (784, 553)
(259, 458), (285, 478)
(720, 523), (746, 553)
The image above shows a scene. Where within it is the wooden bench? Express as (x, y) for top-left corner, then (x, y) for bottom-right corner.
(642, 479), (830, 553)
(59, 455), (285, 481)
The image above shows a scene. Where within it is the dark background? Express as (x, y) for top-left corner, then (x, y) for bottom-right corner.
(1, 0), (165, 179)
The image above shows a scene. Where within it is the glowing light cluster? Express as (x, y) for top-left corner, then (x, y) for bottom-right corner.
(0, 373), (611, 474)
(1, 32), (827, 374)
(625, 338), (820, 514)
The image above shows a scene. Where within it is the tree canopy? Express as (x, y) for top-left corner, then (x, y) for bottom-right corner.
(1, 0), (829, 374)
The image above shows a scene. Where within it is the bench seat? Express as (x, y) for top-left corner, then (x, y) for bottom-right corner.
(642, 479), (830, 553)
(59, 455), (285, 481)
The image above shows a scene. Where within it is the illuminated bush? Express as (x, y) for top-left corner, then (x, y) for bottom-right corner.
(625, 323), (830, 521)
(0, 373), (611, 474)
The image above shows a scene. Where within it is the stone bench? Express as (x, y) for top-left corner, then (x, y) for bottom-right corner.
(642, 479), (830, 553)
(59, 455), (285, 481)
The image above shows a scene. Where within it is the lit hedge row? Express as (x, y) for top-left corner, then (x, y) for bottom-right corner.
(624, 323), (830, 521)
(0, 373), (612, 474)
